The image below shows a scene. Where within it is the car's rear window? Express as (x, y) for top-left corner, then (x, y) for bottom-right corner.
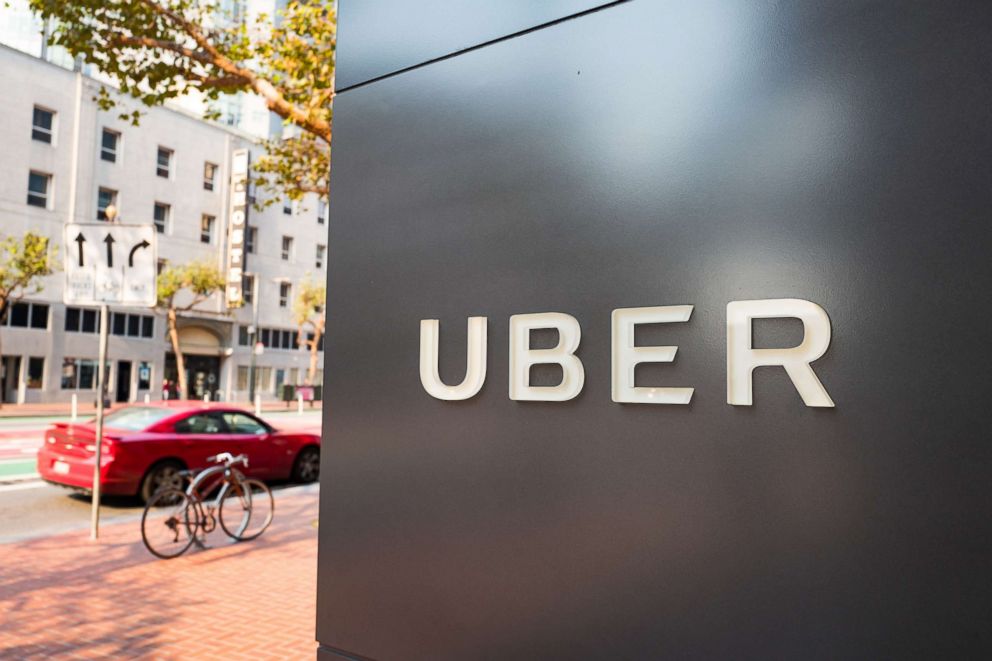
(103, 407), (175, 431)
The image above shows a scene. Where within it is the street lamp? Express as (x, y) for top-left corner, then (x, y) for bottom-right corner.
(104, 203), (118, 223)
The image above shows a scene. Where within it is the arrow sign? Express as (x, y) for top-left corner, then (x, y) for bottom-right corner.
(103, 234), (116, 268)
(128, 239), (150, 267)
(65, 223), (157, 307)
(75, 233), (86, 267)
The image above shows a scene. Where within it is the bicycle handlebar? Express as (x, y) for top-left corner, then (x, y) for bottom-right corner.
(206, 452), (249, 468)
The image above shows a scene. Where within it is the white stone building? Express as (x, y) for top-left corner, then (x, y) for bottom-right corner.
(0, 44), (327, 405)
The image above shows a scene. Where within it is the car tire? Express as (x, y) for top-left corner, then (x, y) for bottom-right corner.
(140, 459), (186, 504)
(292, 446), (320, 483)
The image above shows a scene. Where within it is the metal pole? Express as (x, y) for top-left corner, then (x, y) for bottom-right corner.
(248, 275), (259, 402)
(90, 304), (109, 540)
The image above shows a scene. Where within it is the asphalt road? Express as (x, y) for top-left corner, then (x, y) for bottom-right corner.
(0, 409), (322, 543)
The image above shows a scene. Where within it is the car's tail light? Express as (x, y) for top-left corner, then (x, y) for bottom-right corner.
(84, 436), (118, 456)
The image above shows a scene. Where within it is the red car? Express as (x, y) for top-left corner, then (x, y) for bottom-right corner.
(37, 403), (321, 503)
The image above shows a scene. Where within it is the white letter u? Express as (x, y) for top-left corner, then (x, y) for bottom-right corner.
(420, 317), (487, 400)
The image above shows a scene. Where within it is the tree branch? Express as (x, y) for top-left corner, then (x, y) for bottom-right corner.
(109, 34), (212, 64)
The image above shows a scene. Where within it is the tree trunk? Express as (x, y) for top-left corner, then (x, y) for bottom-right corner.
(306, 318), (324, 385)
(167, 307), (187, 399)
(307, 338), (320, 385)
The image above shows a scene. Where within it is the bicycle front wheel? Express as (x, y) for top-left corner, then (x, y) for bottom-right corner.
(218, 478), (274, 541)
(142, 488), (197, 559)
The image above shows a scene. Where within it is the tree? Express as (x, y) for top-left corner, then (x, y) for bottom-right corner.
(157, 261), (224, 399)
(28, 0), (335, 202)
(0, 233), (55, 406)
(293, 278), (325, 385)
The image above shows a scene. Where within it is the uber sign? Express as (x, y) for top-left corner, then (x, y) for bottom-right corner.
(63, 223), (157, 307)
(421, 299), (834, 407)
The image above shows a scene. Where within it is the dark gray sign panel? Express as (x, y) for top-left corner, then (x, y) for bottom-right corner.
(319, 1), (992, 658)
(335, 0), (613, 89)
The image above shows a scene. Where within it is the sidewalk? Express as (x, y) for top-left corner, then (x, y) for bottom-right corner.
(0, 485), (319, 660)
(0, 400), (323, 418)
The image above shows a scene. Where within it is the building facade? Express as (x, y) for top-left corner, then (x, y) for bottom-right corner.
(0, 44), (327, 405)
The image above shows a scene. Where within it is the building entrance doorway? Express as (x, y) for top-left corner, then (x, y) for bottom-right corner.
(1, 356), (21, 404)
(116, 360), (132, 403)
(165, 353), (221, 400)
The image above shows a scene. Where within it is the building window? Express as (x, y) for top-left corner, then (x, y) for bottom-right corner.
(279, 283), (291, 308)
(137, 361), (152, 390)
(157, 259), (168, 275)
(200, 215), (215, 244)
(315, 244), (326, 269)
(97, 188), (117, 221)
(8, 303), (28, 327)
(65, 307), (101, 333)
(281, 236), (293, 260)
(61, 358), (100, 390)
(236, 366), (271, 391)
(5, 302), (48, 329)
(26, 357), (45, 389)
(82, 308), (98, 333)
(64, 306), (80, 332)
(203, 162), (217, 191)
(237, 366), (250, 391)
(283, 198), (291, 214)
(111, 312), (155, 338)
(238, 325), (250, 346)
(156, 146), (173, 178)
(257, 367), (272, 391)
(153, 202), (170, 233)
(246, 226), (257, 254)
(32, 106), (54, 143)
(101, 129), (120, 163)
(317, 198), (327, 224)
(27, 171), (51, 208)
(242, 275), (254, 304)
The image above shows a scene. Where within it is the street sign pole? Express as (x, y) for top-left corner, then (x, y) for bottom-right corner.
(90, 303), (109, 540)
(64, 221), (157, 541)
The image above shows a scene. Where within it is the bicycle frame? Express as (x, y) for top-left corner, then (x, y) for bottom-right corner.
(184, 463), (252, 547)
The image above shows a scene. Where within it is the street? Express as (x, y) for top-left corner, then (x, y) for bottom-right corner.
(0, 408), (322, 542)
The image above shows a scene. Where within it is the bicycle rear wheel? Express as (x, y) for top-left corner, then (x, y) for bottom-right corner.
(141, 488), (197, 559)
(218, 478), (274, 541)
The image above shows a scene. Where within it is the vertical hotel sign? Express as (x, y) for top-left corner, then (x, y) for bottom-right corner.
(225, 149), (250, 307)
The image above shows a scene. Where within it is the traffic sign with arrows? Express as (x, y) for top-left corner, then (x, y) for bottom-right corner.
(64, 223), (157, 307)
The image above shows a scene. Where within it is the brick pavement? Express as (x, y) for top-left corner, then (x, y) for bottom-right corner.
(0, 486), (319, 660)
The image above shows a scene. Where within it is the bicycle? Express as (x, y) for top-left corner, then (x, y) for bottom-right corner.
(141, 452), (274, 559)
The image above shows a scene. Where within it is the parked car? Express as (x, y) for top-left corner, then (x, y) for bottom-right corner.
(37, 403), (321, 503)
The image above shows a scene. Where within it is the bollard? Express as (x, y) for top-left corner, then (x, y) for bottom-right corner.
(255, 393), (262, 416)
(298, 392), (304, 415)
(71, 393), (78, 421)
(144, 393), (150, 403)
(204, 392), (210, 402)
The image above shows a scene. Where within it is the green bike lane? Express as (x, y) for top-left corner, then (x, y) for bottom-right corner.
(0, 460), (37, 479)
